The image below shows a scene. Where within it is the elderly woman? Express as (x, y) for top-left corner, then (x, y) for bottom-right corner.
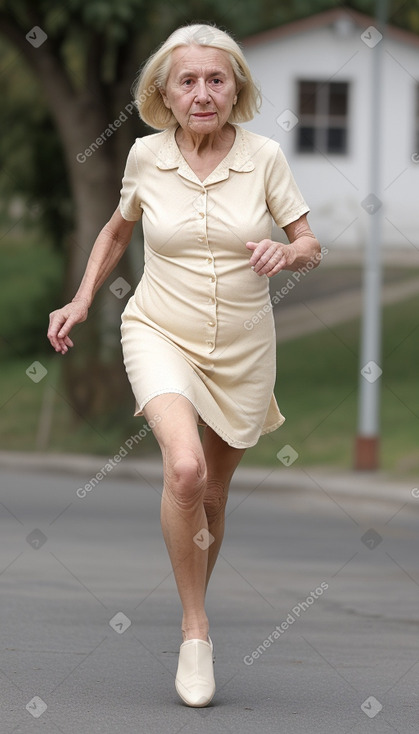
(48, 23), (321, 707)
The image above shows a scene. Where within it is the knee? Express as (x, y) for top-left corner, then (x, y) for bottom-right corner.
(165, 451), (207, 508)
(203, 478), (228, 520)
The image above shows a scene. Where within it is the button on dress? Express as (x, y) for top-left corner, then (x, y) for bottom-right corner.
(119, 124), (309, 448)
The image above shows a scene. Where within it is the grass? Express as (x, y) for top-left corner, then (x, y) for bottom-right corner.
(1, 292), (418, 477)
(0, 355), (157, 457)
(242, 293), (419, 475)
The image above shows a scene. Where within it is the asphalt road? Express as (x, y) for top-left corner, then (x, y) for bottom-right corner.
(1, 467), (418, 733)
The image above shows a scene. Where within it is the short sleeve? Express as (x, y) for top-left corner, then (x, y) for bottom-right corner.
(266, 145), (310, 229)
(118, 142), (142, 222)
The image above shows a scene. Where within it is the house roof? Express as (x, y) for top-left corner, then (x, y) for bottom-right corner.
(241, 7), (419, 49)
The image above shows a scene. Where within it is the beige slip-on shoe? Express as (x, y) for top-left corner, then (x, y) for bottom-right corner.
(175, 636), (215, 707)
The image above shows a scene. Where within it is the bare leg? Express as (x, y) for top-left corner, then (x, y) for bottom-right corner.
(143, 394), (210, 642)
(201, 426), (246, 592)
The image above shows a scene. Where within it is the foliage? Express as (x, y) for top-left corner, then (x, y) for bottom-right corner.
(0, 230), (62, 357)
(0, 40), (72, 248)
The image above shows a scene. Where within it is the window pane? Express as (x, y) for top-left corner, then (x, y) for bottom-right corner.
(329, 83), (348, 115)
(296, 80), (349, 155)
(297, 127), (315, 152)
(327, 127), (347, 154)
(299, 81), (317, 114)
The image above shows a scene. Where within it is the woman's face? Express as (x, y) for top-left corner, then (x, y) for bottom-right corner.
(160, 45), (238, 135)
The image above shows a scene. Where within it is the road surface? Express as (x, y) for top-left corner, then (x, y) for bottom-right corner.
(1, 466), (418, 733)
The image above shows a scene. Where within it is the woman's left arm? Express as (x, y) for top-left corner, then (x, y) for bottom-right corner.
(246, 214), (321, 277)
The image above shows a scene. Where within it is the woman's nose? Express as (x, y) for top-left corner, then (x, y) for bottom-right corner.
(195, 79), (210, 103)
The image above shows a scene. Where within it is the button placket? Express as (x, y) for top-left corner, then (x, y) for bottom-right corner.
(194, 188), (217, 354)
(205, 263), (217, 353)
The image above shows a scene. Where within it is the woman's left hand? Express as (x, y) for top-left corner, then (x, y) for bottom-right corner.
(246, 239), (297, 277)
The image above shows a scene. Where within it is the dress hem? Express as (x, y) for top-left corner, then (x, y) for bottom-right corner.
(133, 388), (285, 449)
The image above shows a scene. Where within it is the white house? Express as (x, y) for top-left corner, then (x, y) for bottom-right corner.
(241, 7), (419, 251)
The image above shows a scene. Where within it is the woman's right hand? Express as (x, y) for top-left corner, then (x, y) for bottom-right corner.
(47, 299), (89, 354)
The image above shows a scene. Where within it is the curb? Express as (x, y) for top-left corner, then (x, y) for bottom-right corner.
(0, 451), (417, 505)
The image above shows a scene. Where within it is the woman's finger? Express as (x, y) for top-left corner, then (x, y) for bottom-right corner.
(252, 243), (281, 273)
(260, 250), (287, 275)
(265, 255), (288, 277)
(57, 319), (74, 339)
(48, 313), (71, 350)
(247, 239), (270, 268)
(48, 311), (66, 336)
(48, 302), (88, 353)
(55, 334), (73, 354)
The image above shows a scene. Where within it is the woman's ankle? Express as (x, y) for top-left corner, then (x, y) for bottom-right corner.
(181, 617), (209, 642)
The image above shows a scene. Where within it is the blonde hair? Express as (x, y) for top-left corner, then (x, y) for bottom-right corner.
(133, 23), (261, 129)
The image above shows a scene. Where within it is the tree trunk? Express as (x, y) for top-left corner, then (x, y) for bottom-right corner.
(58, 102), (139, 421)
(62, 143), (135, 422)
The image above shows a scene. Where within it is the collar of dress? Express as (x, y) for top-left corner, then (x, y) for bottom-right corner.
(155, 124), (255, 186)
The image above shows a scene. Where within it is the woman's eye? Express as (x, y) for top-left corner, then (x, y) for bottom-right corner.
(212, 78), (222, 84)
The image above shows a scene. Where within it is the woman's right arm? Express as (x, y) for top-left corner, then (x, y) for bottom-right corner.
(47, 206), (136, 355)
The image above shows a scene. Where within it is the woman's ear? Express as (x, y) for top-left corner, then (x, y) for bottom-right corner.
(234, 83), (243, 104)
(159, 87), (171, 109)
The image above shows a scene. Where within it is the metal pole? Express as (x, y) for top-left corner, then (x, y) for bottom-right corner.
(354, 0), (388, 470)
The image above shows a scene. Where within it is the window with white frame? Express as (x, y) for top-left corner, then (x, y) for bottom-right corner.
(297, 80), (349, 155)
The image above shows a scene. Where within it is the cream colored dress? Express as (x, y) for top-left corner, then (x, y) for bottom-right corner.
(119, 124), (309, 448)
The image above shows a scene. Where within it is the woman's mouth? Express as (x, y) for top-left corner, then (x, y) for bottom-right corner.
(192, 112), (216, 117)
